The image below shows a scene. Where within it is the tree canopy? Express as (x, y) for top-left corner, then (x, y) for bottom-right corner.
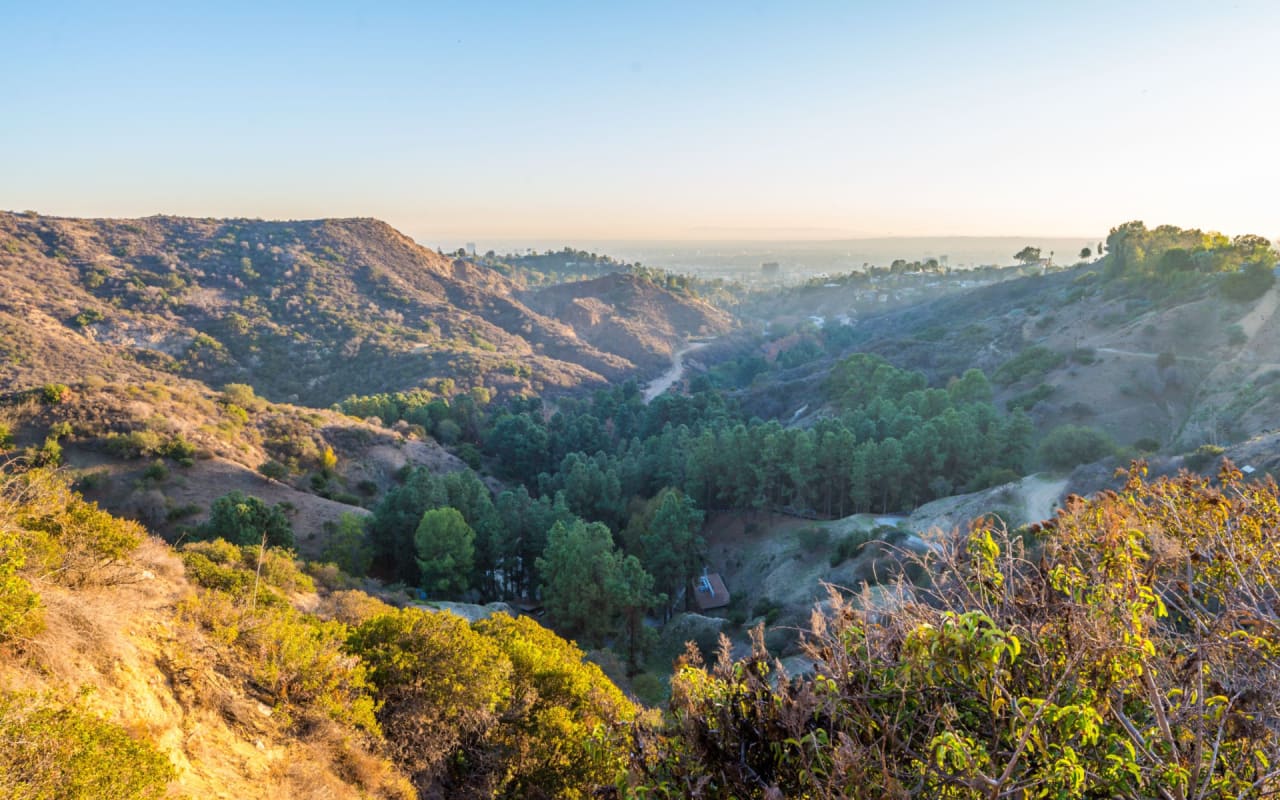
(198, 490), (294, 548)
(414, 507), (475, 597)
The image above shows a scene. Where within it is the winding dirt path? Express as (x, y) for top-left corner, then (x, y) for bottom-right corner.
(1020, 474), (1068, 524)
(643, 342), (708, 403)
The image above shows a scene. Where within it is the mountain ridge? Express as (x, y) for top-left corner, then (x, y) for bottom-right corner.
(0, 212), (733, 404)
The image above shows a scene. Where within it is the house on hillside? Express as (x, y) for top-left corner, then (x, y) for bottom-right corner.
(691, 568), (730, 612)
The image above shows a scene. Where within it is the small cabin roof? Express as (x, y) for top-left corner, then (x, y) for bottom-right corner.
(691, 572), (731, 611)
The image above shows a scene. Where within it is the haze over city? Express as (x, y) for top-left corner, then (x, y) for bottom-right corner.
(3, 0), (1278, 244)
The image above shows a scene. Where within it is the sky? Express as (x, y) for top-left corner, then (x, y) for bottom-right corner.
(2, 1), (1278, 245)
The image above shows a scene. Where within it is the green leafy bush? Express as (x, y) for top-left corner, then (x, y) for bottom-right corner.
(13, 470), (145, 586)
(1038, 424), (1116, 470)
(796, 525), (830, 552)
(1184, 443), (1225, 471)
(1006, 382), (1054, 412)
(72, 308), (105, 327)
(180, 589), (378, 734)
(258, 459), (288, 480)
(40, 383), (69, 404)
(992, 346), (1065, 385)
(0, 692), (174, 799)
(181, 539), (314, 601)
(633, 466), (1280, 798)
(0, 529), (41, 641)
(828, 528), (873, 566)
(196, 491), (294, 548)
(1220, 260), (1275, 302)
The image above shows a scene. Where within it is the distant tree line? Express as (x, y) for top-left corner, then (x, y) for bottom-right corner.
(1103, 221), (1278, 302)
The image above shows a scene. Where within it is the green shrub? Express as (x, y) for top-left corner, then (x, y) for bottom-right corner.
(1006, 382), (1054, 412)
(14, 471), (145, 586)
(196, 491), (294, 549)
(103, 430), (167, 459)
(796, 525), (830, 552)
(456, 443), (482, 469)
(0, 529), (42, 641)
(630, 672), (667, 706)
(0, 692), (174, 799)
(41, 383), (69, 404)
(180, 539), (314, 602)
(258, 459), (288, 481)
(73, 469), (109, 492)
(161, 435), (196, 461)
(829, 529), (873, 566)
(141, 459), (169, 483)
(180, 589), (377, 734)
(1132, 437), (1161, 453)
(963, 466), (1021, 493)
(1038, 424), (1116, 470)
(71, 308), (105, 327)
(34, 435), (62, 467)
(1220, 260), (1275, 302)
(165, 503), (201, 521)
(753, 597), (783, 626)
(992, 346), (1064, 385)
(1184, 443), (1225, 471)
(180, 542), (257, 596)
(221, 382), (266, 412)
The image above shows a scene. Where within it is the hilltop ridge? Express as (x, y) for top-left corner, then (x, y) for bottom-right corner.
(0, 212), (732, 404)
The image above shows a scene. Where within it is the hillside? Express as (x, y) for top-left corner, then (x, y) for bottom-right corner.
(0, 467), (637, 799)
(0, 379), (464, 560)
(0, 212), (732, 405)
(736, 258), (1280, 452)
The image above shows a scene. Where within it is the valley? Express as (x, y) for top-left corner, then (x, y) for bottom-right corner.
(2, 213), (1279, 799)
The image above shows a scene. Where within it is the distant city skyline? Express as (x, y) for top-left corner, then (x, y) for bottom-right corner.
(3, 1), (1277, 243)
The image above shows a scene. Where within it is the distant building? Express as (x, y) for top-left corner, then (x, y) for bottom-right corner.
(465, 242), (477, 256)
(761, 261), (781, 278)
(691, 568), (730, 611)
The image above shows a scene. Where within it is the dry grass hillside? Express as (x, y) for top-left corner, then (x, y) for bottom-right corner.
(3, 540), (411, 799)
(0, 379), (463, 560)
(740, 264), (1280, 452)
(0, 212), (733, 405)
(0, 469), (417, 799)
(525, 273), (734, 370)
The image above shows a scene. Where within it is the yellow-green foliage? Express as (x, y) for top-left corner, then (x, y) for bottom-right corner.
(180, 539), (257, 597)
(179, 538), (373, 732)
(475, 613), (637, 799)
(636, 463), (1280, 799)
(0, 528), (41, 641)
(0, 691), (173, 799)
(348, 606), (511, 783)
(181, 538), (315, 602)
(8, 468), (144, 586)
(179, 587), (379, 735)
(347, 608), (638, 798)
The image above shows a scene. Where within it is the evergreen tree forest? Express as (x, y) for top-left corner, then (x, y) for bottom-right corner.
(348, 353), (1032, 625)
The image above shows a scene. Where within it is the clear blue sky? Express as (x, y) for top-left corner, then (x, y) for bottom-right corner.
(2, 1), (1277, 243)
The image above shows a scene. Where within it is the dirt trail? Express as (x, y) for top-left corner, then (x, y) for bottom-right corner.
(1237, 284), (1279, 339)
(643, 342), (708, 403)
(1020, 474), (1068, 523)
(1094, 347), (1214, 364)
